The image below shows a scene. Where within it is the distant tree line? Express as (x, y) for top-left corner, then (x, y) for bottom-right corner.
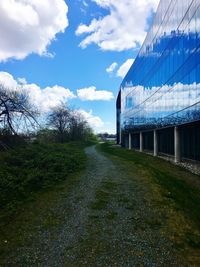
(97, 132), (116, 141)
(0, 84), (96, 149)
(40, 104), (95, 143)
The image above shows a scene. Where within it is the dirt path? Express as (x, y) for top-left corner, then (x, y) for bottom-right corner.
(2, 146), (183, 266)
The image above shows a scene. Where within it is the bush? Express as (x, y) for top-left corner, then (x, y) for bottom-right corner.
(0, 142), (87, 211)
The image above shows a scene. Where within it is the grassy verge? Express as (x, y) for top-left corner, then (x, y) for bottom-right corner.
(0, 141), (91, 264)
(0, 141), (87, 222)
(97, 142), (200, 262)
(0, 168), (85, 265)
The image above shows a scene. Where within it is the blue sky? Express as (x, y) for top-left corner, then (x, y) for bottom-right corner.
(0, 0), (159, 133)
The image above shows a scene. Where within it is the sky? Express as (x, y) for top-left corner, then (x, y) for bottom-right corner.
(0, 0), (159, 134)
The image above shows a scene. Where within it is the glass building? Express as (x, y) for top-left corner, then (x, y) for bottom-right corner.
(117, 0), (200, 162)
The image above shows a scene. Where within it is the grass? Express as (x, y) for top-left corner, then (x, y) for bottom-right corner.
(97, 142), (200, 261)
(106, 211), (118, 220)
(0, 169), (84, 265)
(97, 142), (200, 225)
(0, 141), (87, 222)
(0, 141), (89, 265)
(90, 189), (110, 210)
(1, 141), (199, 265)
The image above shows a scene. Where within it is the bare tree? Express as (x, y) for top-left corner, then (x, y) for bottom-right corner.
(47, 104), (71, 142)
(47, 105), (94, 143)
(69, 111), (88, 141)
(0, 84), (38, 135)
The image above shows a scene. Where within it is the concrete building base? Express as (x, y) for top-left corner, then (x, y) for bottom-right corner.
(140, 132), (143, 152)
(154, 130), (158, 157)
(174, 126), (181, 163)
(128, 133), (132, 150)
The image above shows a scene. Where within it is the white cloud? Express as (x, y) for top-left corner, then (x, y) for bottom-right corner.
(117, 58), (134, 78)
(83, 0), (88, 7)
(0, 72), (75, 112)
(76, 0), (159, 51)
(78, 108), (117, 134)
(106, 62), (118, 73)
(0, 72), (18, 89)
(77, 86), (114, 101)
(0, 0), (68, 61)
(78, 109), (104, 129)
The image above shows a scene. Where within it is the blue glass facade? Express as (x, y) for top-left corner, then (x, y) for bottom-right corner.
(117, 0), (200, 161)
(118, 0), (200, 131)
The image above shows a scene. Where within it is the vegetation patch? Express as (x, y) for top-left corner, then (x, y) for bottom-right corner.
(101, 180), (119, 190)
(0, 142), (87, 221)
(90, 189), (110, 210)
(98, 143), (200, 225)
(0, 140), (89, 265)
(106, 211), (118, 220)
(97, 142), (200, 262)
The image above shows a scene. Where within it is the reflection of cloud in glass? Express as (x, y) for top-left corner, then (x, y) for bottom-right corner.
(122, 82), (200, 116)
(140, 0), (200, 55)
(121, 81), (200, 130)
(120, 0), (200, 131)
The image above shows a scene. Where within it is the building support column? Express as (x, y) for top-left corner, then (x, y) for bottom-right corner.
(140, 132), (143, 152)
(154, 130), (158, 157)
(128, 133), (132, 150)
(174, 126), (181, 163)
(119, 128), (122, 145)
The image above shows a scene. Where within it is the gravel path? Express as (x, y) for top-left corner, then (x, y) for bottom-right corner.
(4, 145), (182, 266)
